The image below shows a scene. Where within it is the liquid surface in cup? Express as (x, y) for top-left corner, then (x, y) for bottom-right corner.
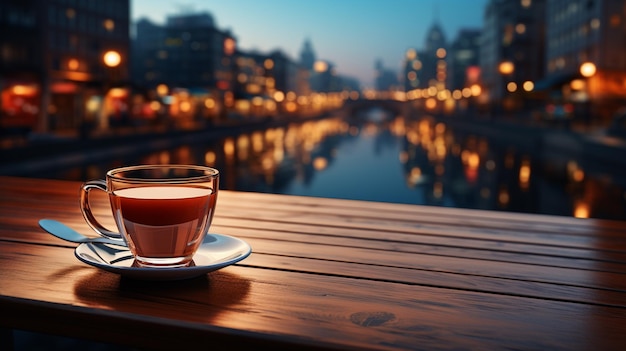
(110, 186), (216, 264)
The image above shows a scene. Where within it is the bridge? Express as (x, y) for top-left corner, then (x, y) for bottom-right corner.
(341, 98), (408, 118)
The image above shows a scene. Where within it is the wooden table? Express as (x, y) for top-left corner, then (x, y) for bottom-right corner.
(1, 175), (625, 350)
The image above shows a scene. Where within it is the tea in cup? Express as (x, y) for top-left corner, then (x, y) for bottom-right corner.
(80, 164), (219, 268)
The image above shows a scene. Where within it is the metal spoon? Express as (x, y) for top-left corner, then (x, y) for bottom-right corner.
(39, 219), (126, 246)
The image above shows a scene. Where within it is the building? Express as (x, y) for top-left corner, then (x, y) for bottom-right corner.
(403, 48), (422, 92)
(299, 38), (316, 72)
(447, 29), (482, 91)
(131, 18), (165, 88)
(480, 0), (546, 114)
(0, 0), (130, 134)
(541, 0), (626, 124)
(133, 13), (235, 92)
(267, 49), (300, 96)
(132, 12), (236, 124)
(419, 21), (448, 90)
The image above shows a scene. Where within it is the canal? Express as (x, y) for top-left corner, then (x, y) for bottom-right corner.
(39, 108), (626, 221)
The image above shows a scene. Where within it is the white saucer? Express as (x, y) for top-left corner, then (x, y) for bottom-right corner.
(74, 233), (252, 281)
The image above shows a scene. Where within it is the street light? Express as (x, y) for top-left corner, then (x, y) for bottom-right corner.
(103, 50), (121, 68)
(498, 61), (515, 76)
(579, 62), (596, 78)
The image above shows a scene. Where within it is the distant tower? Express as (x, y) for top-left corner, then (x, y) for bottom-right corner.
(424, 22), (446, 53)
(419, 7), (448, 89)
(299, 38), (316, 70)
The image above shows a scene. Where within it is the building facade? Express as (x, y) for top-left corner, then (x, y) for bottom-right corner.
(419, 21), (448, 90)
(447, 29), (482, 91)
(543, 0), (626, 123)
(0, 0), (130, 134)
(480, 0), (546, 113)
(132, 12), (237, 124)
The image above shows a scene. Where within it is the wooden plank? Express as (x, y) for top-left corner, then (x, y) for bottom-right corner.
(2, 176), (626, 350)
(3, 177), (625, 252)
(1, 241), (625, 351)
(4, 205), (623, 266)
(0, 176), (623, 233)
(218, 188), (626, 231)
(238, 254), (626, 308)
(3, 174), (625, 247)
(2, 220), (626, 308)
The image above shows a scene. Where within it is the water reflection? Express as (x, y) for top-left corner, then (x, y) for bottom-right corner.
(55, 111), (625, 221)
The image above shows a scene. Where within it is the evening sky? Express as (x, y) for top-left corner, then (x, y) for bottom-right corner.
(131, 0), (488, 87)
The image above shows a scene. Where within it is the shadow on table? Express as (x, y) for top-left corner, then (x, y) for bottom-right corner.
(73, 269), (251, 321)
(10, 269), (251, 351)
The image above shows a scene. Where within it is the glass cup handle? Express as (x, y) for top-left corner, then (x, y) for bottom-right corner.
(80, 180), (123, 240)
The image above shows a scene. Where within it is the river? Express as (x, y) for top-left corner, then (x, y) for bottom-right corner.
(44, 108), (626, 221)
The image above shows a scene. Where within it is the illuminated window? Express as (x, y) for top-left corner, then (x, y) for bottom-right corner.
(67, 58), (79, 70)
(103, 19), (115, 32)
(223, 38), (236, 56)
(237, 73), (247, 83)
(66, 8), (75, 19)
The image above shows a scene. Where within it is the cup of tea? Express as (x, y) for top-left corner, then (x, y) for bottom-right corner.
(80, 164), (219, 268)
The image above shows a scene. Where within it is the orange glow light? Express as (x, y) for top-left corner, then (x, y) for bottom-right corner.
(507, 82), (517, 92)
(470, 84), (482, 96)
(108, 88), (127, 98)
(519, 161), (531, 188)
(12, 85), (38, 96)
(314, 61), (328, 73)
(499, 61), (515, 75)
(523, 81), (534, 91)
(425, 98), (437, 110)
(103, 50), (121, 67)
(579, 62), (596, 78)
(436, 48), (446, 59)
(574, 202), (590, 219)
(179, 101), (191, 113)
(223, 38), (236, 56)
(103, 19), (115, 32)
(204, 98), (216, 109)
(156, 84), (168, 96)
(313, 157), (328, 171)
(68, 59), (79, 70)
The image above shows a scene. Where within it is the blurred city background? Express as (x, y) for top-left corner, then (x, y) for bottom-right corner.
(1, 0), (626, 224)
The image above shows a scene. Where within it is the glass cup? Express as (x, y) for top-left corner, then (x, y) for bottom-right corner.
(80, 164), (219, 268)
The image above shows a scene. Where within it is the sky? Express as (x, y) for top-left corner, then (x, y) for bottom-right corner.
(131, 0), (489, 88)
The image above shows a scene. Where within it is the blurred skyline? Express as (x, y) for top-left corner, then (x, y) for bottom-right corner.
(131, 0), (488, 87)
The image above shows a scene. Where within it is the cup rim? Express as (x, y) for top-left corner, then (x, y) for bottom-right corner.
(107, 164), (219, 184)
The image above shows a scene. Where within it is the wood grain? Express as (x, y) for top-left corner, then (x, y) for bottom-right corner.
(1, 176), (626, 351)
